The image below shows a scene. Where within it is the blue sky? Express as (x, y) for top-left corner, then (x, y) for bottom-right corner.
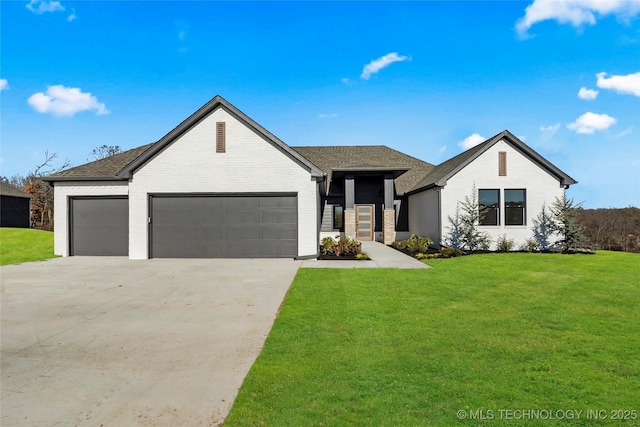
(1, 0), (639, 208)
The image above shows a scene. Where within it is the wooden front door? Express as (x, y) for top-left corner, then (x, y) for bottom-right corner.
(355, 205), (374, 241)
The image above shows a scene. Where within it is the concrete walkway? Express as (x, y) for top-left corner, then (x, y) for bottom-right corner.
(301, 240), (430, 269)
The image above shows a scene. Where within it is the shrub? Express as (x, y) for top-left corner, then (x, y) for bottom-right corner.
(337, 236), (362, 256)
(439, 247), (465, 258)
(496, 234), (515, 252)
(321, 236), (337, 255)
(392, 234), (434, 257)
(520, 238), (539, 252)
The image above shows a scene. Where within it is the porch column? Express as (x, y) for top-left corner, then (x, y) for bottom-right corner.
(383, 174), (396, 245)
(344, 175), (356, 239)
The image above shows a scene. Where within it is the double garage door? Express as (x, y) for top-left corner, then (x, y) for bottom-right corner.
(70, 195), (298, 258)
(150, 195), (298, 258)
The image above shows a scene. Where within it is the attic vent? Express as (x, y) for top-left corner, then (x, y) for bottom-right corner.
(216, 122), (226, 153)
(499, 151), (507, 176)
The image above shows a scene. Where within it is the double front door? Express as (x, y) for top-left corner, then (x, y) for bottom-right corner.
(355, 205), (374, 241)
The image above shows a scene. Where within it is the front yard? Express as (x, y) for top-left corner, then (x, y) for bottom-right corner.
(0, 228), (56, 266)
(225, 252), (639, 426)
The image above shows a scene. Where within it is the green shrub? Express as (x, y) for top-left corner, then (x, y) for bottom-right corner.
(520, 238), (539, 252)
(496, 234), (515, 252)
(391, 234), (434, 255)
(321, 236), (337, 255)
(440, 247), (465, 258)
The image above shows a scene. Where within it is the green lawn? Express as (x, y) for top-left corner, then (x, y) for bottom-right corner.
(225, 252), (640, 426)
(0, 227), (56, 266)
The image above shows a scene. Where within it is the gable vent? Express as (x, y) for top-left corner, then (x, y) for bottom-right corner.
(216, 122), (226, 153)
(499, 151), (507, 176)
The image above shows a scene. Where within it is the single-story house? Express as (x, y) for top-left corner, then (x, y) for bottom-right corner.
(44, 95), (576, 258)
(0, 182), (31, 228)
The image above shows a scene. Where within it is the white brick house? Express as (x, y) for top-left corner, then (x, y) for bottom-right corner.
(45, 96), (576, 258)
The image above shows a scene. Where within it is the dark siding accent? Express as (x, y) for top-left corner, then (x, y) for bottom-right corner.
(499, 151), (507, 176)
(150, 194), (297, 258)
(70, 197), (128, 256)
(216, 122), (226, 153)
(0, 196), (30, 228)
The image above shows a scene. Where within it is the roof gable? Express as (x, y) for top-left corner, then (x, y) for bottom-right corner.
(407, 130), (577, 194)
(116, 95), (323, 179)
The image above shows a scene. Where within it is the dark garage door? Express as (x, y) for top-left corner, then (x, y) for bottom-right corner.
(150, 195), (297, 258)
(71, 197), (128, 256)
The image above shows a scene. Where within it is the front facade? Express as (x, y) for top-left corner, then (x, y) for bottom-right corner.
(46, 96), (576, 258)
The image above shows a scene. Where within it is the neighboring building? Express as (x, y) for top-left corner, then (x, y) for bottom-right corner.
(0, 182), (31, 228)
(44, 95), (576, 258)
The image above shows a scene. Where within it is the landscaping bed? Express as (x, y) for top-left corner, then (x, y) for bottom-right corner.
(319, 236), (370, 260)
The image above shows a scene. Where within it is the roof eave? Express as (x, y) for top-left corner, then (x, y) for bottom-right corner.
(42, 176), (127, 183)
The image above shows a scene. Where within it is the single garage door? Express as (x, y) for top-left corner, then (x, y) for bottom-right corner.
(70, 197), (128, 256)
(150, 194), (297, 258)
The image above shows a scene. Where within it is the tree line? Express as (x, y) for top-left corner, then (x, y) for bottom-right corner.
(577, 207), (640, 253)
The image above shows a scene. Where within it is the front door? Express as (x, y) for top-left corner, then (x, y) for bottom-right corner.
(356, 205), (374, 241)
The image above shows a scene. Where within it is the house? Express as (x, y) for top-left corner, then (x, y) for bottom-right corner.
(44, 95), (576, 258)
(0, 182), (31, 228)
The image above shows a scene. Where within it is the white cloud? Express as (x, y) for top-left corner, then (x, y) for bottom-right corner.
(458, 133), (486, 150)
(596, 71), (640, 97)
(67, 8), (76, 21)
(28, 85), (110, 117)
(540, 123), (561, 133)
(341, 77), (350, 85)
(0, 79), (8, 91)
(516, 0), (640, 37)
(578, 87), (598, 100)
(360, 52), (410, 80)
(26, 0), (65, 14)
(567, 112), (617, 134)
(318, 113), (338, 119)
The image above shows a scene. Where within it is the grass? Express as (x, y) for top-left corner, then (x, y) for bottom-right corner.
(225, 252), (640, 426)
(0, 227), (56, 266)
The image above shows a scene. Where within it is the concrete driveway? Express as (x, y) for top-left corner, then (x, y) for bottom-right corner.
(1, 257), (301, 426)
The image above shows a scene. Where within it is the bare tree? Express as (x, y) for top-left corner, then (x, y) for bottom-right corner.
(22, 151), (70, 230)
(89, 145), (122, 160)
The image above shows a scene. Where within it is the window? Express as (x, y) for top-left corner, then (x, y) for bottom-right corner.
(479, 189), (499, 226)
(333, 205), (344, 229)
(499, 151), (507, 176)
(216, 122), (226, 153)
(505, 189), (526, 225)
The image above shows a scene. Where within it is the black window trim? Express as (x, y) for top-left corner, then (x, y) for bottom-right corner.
(479, 188), (500, 226)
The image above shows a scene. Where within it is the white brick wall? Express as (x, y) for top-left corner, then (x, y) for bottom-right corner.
(439, 139), (565, 249)
(128, 108), (318, 259)
(52, 181), (129, 256)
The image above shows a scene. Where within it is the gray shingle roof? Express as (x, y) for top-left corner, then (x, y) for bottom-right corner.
(292, 145), (436, 195)
(44, 143), (155, 181)
(0, 182), (30, 198)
